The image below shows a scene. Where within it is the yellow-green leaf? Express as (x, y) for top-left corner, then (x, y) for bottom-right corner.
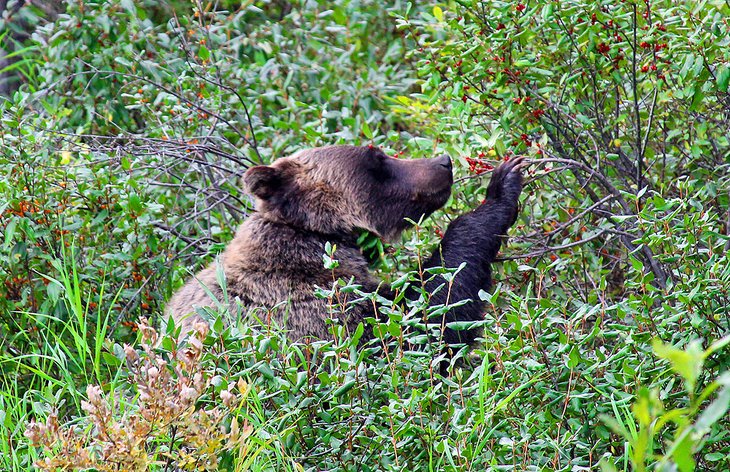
(653, 339), (704, 393)
(433, 6), (444, 21)
(60, 150), (72, 165)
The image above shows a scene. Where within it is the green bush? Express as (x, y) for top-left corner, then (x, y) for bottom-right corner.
(1, 0), (729, 471)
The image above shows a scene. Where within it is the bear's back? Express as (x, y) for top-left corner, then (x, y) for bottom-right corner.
(166, 214), (377, 340)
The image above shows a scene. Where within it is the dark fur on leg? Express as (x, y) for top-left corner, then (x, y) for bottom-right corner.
(408, 157), (525, 361)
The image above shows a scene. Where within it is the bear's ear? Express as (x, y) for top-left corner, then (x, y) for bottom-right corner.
(243, 165), (282, 200)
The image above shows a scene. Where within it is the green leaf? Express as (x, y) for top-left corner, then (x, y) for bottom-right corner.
(705, 335), (730, 358)
(705, 452), (727, 461)
(199, 45), (210, 61)
(717, 65), (730, 92)
(3, 218), (16, 248)
(653, 339), (704, 393)
(632, 388), (654, 426)
(350, 322), (365, 346)
(690, 86), (705, 111)
(361, 120), (373, 139)
(120, 0), (135, 15)
(128, 193), (143, 213)
(542, 3), (555, 20)
(629, 256), (643, 272)
(46, 280), (62, 304)
(495, 376), (541, 411)
(598, 457), (619, 472)
(672, 434), (696, 472)
(694, 384), (730, 435)
(257, 363), (274, 379)
(333, 379), (357, 397)
(679, 54), (695, 80)
(567, 345), (581, 369)
(114, 57), (132, 68)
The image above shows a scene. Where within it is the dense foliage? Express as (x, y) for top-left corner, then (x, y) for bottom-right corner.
(1, 1), (728, 470)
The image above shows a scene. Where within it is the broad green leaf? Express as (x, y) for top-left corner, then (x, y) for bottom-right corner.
(199, 45), (210, 61)
(653, 339), (704, 393)
(672, 434), (696, 472)
(333, 379), (357, 397)
(361, 120), (373, 139)
(128, 193), (143, 213)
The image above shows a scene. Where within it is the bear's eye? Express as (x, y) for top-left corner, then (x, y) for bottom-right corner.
(369, 154), (391, 180)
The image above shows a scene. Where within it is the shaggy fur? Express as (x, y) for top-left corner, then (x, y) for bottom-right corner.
(165, 145), (523, 347)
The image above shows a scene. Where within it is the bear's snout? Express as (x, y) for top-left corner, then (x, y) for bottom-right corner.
(435, 153), (452, 171)
(405, 154), (453, 207)
(424, 153), (454, 193)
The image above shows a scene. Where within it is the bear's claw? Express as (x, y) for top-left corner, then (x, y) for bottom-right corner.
(486, 156), (525, 203)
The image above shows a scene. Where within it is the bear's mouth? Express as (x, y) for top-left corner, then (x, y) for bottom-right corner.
(410, 176), (453, 208)
(411, 185), (452, 201)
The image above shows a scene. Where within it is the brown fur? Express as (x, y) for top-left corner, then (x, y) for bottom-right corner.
(165, 145), (453, 339)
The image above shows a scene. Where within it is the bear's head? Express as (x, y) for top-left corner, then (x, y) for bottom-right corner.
(243, 145), (453, 239)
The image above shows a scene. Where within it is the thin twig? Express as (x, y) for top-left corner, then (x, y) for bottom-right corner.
(497, 229), (611, 262)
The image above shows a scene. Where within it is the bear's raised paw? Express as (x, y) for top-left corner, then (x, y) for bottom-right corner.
(486, 156), (525, 204)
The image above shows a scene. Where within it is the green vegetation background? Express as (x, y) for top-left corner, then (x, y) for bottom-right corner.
(0, 0), (728, 470)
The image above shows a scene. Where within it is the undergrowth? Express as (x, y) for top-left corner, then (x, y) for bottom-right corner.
(1, 1), (729, 471)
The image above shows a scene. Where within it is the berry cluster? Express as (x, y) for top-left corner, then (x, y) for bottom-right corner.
(465, 153), (495, 175)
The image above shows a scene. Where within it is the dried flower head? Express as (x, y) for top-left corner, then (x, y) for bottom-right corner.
(219, 389), (235, 407)
(180, 386), (199, 404)
(123, 343), (139, 363)
(25, 322), (245, 471)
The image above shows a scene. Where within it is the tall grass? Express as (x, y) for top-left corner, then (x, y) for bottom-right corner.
(4, 239), (729, 470)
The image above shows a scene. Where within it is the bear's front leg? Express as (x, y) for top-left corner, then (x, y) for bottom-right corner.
(414, 157), (525, 346)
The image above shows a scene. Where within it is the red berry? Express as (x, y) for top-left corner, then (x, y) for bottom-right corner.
(516, 3), (526, 12)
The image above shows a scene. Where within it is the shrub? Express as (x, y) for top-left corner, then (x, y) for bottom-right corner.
(3, 0), (729, 470)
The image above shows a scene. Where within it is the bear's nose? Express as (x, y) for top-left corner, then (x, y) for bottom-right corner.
(436, 153), (452, 171)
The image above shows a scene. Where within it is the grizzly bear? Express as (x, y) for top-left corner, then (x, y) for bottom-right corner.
(165, 145), (524, 349)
